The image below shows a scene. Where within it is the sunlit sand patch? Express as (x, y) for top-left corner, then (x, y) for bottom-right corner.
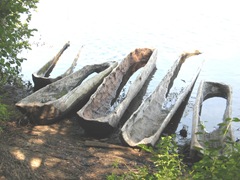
(29, 130), (43, 136)
(44, 157), (61, 167)
(59, 127), (68, 135)
(32, 125), (60, 135)
(28, 138), (45, 145)
(10, 148), (25, 161)
(30, 157), (42, 170)
(46, 126), (59, 135)
(102, 156), (125, 166)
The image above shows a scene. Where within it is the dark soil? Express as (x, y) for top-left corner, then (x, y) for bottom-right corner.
(0, 85), (152, 180)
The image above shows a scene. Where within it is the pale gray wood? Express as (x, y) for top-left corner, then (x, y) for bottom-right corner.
(190, 81), (233, 157)
(121, 50), (202, 147)
(60, 46), (83, 78)
(16, 61), (117, 124)
(77, 48), (158, 133)
(35, 42), (70, 78)
(32, 43), (83, 91)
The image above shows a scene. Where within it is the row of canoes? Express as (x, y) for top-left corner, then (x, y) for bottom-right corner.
(16, 46), (234, 158)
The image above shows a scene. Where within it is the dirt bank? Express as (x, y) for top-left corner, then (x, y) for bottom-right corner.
(0, 85), (152, 179)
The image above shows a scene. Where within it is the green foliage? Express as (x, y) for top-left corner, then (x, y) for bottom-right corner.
(0, 0), (39, 85)
(191, 117), (240, 180)
(0, 97), (10, 131)
(151, 136), (187, 179)
(107, 164), (154, 180)
(191, 143), (240, 180)
(112, 160), (120, 169)
(0, 101), (9, 121)
(107, 118), (240, 180)
(107, 135), (187, 180)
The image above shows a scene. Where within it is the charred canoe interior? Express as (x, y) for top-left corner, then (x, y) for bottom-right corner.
(16, 61), (117, 124)
(121, 50), (203, 147)
(77, 48), (157, 136)
(190, 81), (233, 158)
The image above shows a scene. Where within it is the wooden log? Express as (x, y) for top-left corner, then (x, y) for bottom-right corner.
(32, 42), (83, 91)
(60, 46), (83, 77)
(121, 50), (203, 147)
(36, 42), (70, 78)
(77, 48), (157, 136)
(84, 140), (137, 152)
(16, 61), (118, 125)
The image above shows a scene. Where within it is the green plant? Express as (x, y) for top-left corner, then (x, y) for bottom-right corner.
(107, 135), (187, 180)
(0, 0), (39, 85)
(0, 100), (10, 133)
(149, 135), (187, 179)
(0, 100), (10, 121)
(107, 118), (240, 180)
(191, 117), (240, 180)
(191, 142), (240, 180)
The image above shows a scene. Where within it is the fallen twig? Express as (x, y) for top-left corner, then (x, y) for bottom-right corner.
(84, 140), (138, 152)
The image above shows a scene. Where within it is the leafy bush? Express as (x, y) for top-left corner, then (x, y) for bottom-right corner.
(191, 143), (240, 180)
(144, 136), (187, 179)
(0, 0), (38, 85)
(191, 118), (240, 180)
(107, 118), (240, 180)
(0, 101), (9, 121)
(0, 97), (10, 133)
(107, 135), (187, 180)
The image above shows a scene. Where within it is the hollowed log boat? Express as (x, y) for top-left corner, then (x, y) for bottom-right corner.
(16, 61), (117, 124)
(121, 50), (202, 147)
(190, 81), (233, 158)
(77, 48), (157, 135)
(32, 42), (83, 91)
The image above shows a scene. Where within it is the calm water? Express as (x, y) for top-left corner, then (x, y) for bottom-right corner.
(21, 0), (240, 141)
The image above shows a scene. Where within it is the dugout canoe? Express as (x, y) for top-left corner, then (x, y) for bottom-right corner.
(121, 50), (202, 147)
(77, 48), (157, 135)
(32, 42), (83, 91)
(190, 81), (233, 158)
(16, 61), (118, 124)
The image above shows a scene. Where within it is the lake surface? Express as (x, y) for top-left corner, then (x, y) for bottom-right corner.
(21, 0), (240, 141)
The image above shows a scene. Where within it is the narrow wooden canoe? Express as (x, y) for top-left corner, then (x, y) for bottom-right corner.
(16, 61), (117, 124)
(32, 42), (83, 91)
(121, 50), (202, 147)
(190, 81), (233, 158)
(77, 48), (157, 135)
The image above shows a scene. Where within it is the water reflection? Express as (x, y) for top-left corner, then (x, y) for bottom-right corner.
(201, 97), (227, 133)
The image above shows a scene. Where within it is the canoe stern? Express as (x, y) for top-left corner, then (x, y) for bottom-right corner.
(16, 102), (62, 124)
